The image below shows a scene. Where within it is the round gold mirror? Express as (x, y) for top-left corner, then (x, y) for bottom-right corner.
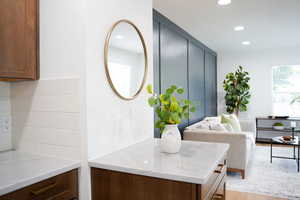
(104, 20), (148, 100)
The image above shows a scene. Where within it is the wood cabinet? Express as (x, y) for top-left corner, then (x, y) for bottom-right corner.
(0, 169), (78, 200)
(0, 0), (39, 81)
(91, 160), (226, 200)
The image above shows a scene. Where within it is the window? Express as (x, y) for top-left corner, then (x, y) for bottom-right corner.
(272, 65), (300, 117)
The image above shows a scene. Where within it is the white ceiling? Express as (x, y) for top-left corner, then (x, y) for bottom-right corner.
(153, 0), (300, 53)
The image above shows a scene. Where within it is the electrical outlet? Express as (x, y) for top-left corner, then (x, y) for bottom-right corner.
(0, 116), (10, 134)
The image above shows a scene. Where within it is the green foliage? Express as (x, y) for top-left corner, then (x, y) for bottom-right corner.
(273, 122), (284, 126)
(291, 96), (300, 104)
(146, 85), (196, 133)
(223, 66), (251, 115)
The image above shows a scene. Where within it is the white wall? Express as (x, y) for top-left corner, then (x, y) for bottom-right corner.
(85, 0), (153, 159)
(0, 83), (11, 152)
(79, 1), (153, 199)
(217, 46), (300, 120)
(39, 0), (85, 79)
(10, 0), (85, 160)
(6, 1), (153, 199)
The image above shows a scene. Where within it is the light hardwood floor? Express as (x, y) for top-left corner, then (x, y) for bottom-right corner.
(227, 190), (287, 200)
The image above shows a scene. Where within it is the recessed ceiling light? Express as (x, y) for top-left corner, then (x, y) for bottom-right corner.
(115, 35), (124, 40)
(242, 41), (251, 45)
(234, 26), (245, 31)
(217, 0), (231, 6)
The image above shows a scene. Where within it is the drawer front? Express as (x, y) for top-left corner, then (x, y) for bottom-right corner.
(211, 177), (225, 200)
(0, 169), (78, 200)
(91, 168), (197, 200)
(201, 159), (226, 200)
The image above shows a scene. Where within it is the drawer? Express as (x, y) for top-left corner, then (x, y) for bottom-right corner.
(0, 169), (78, 200)
(211, 177), (225, 200)
(201, 159), (226, 200)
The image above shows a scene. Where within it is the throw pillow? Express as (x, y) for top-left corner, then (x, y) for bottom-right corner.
(221, 114), (230, 124)
(196, 121), (210, 130)
(221, 114), (242, 132)
(185, 121), (210, 130)
(222, 123), (234, 132)
(210, 123), (228, 132)
(229, 114), (242, 132)
(204, 116), (221, 124)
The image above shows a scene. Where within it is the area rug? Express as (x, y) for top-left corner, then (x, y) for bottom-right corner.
(227, 145), (300, 199)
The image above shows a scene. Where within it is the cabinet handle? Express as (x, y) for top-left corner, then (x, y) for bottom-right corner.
(214, 164), (225, 173)
(212, 194), (224, 199)
(31, 183), (57, 196)
(45, 190), (70, 200)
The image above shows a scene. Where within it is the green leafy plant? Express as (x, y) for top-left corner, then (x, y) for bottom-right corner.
(223, 66), (251, 116)
(146, 85), (196, 133)
(291, 96), (300, 104)
(273, 122), (284, 126)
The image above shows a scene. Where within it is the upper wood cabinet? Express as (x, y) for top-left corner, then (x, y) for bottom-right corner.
(0, 0), (39, 81)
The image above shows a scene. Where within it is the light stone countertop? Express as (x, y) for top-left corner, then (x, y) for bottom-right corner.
(0, 151), (81, 196)
(89, 139), (229, 184)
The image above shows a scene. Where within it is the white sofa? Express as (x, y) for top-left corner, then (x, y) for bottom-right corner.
(183, 118), (255, 179)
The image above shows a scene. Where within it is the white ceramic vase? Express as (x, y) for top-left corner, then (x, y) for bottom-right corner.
(160, 124), (182, 154)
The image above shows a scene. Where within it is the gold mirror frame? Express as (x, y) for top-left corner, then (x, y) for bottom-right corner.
(104, 19), (148, 100)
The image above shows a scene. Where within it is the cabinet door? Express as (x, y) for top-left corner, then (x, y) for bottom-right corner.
(160, 24), (188, 129)
(91, 168), (197, 200)
(0, 0), (39, 80)
(188, 43), (205, 124)
(205, 52), (217, 117)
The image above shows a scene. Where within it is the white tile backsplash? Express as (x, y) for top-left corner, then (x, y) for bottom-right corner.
(12, 112), (80, 131)
(0, 82), (11, 152)
(11, 79), (81, 160)
(11, 79), (80, 97)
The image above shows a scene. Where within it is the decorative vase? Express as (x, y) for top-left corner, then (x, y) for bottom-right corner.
(160, 124), (182, 154)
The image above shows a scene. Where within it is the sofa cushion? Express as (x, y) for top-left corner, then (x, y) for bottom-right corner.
(185, 120), (210, 130)
(204, 116), (221, 124)
(221, 114), (242, 132)
(210, 123), (228, 132)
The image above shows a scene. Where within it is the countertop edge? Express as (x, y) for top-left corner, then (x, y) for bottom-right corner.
(89, 143), (229, 185)
(89, 162), (207, 184)
(0, 162), (81, 196)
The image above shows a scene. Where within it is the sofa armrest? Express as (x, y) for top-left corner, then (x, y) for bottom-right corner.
(183, 129), (248, 169)
(240, 120), (256, 133)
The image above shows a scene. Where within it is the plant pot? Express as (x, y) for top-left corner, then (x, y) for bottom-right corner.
(273, 126), (285, 130)
(160, 124), (182, 154)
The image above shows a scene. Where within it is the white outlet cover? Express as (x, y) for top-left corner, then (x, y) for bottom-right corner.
(0, 116), (10, 134)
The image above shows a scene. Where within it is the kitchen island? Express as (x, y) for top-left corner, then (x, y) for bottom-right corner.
(89, 139), (229, 200)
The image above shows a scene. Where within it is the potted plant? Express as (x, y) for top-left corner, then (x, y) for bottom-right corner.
(273, 122), (285, 130)
(146, 85), (196, 153)
(223, 66), (251, 117)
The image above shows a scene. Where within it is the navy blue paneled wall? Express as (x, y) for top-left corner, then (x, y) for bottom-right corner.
(153, 10), (217, 138)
